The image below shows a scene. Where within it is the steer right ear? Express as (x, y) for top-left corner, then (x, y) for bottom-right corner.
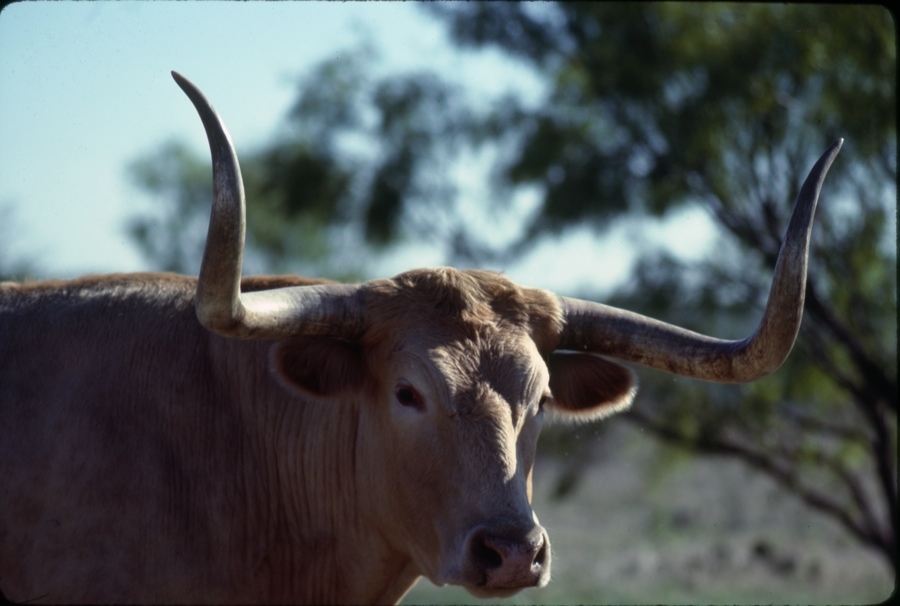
(546, 352), (637, 423)
(270, 337), (367, 397)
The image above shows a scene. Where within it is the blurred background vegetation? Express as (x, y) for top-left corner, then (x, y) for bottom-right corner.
(6, 2), (894, 602)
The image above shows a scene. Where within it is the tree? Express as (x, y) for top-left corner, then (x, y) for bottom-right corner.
(128, 2), (896, 580)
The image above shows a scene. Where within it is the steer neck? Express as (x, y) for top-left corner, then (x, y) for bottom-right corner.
(222, 343), (418, 603)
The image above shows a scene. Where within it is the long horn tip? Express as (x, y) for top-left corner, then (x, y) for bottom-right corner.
(170, 72), (227, 150)
(815, 138), (843, 170)
(828, 137), (844, 156)
(798, 138), (843, 201)
(171, 71), (199, 98)
(821, 138), (843, 168)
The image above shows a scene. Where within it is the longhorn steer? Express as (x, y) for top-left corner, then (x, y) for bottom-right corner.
(0, 72), (841, 604)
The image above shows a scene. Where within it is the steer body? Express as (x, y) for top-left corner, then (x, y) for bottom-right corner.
(2, 274), (389, 603)
(0, 72), (841, 604)
(1, 270), (627, 603)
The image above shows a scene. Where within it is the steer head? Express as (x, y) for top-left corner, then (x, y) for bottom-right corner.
(171, 71), (840, 598)
(268, 267), (636, 594)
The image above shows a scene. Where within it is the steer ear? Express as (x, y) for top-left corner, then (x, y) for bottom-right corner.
(270, 337), (367, 397)
(547, 352), (637, 422)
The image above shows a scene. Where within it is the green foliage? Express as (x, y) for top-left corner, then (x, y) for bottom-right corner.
(433, 3), (893, 239)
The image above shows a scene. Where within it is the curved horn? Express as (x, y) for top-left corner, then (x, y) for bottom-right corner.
(172, 71), (364, 339)
(558, 139), (843, 383)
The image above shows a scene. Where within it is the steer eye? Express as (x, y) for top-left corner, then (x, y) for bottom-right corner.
(395, 383), (425, 412)
(538, 394), (550, 412)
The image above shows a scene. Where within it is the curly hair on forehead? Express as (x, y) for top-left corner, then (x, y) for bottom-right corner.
(362, 267), (564, 353)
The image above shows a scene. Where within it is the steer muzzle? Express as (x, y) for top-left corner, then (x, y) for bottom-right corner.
(460, 524), (551, 597)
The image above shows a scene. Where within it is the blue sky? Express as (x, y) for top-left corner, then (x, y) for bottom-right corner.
(0, 1), (714, 294)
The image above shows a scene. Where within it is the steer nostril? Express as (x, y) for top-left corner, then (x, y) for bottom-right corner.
(470, 528), (548, 573)
(473, 533), (504, 570)
(464, 526), (551, 589)
(534, 537), (548, 568)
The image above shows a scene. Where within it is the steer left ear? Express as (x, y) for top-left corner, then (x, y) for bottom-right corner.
(270, 336), (367, 397)
(546, 352), (637, 422)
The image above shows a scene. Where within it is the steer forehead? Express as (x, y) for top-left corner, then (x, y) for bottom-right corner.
(427, 332), (547, 417)
(362, 268), (555, 415)
(362, 267), (564, 352)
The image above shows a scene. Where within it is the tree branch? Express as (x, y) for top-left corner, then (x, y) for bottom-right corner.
(779, 400), (873, 445)
(625, 406), (890, 559)
(771, 438), (886, 546)
(803, 278), (898, 412)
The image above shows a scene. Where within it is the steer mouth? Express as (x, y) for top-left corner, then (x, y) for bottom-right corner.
(438, 524), (552, 597)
